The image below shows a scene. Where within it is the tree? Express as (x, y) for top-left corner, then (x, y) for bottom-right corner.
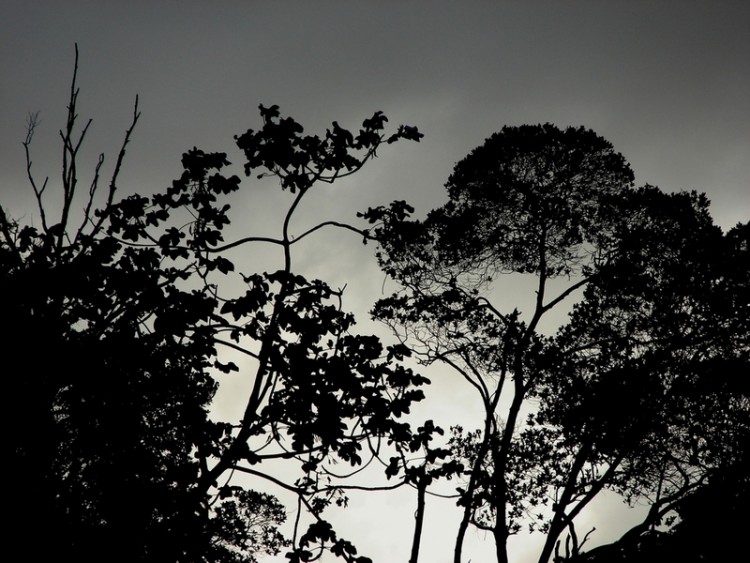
(567, 451), (749, 562)
(562, 219), (750, 563)
(1, 47), (431, 562)
(361, 124), (749, 563)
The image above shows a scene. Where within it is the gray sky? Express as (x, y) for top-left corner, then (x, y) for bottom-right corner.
(2, 2), (748, 562)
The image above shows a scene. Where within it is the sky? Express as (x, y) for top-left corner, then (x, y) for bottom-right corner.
(1, 2), (749, 562)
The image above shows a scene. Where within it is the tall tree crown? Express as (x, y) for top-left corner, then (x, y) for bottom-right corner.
(435, 123), (634, 276)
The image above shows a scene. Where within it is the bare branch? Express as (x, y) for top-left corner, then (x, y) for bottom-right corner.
(22, 111), (50, 232)
(75, 152), (105, 243)
(290, 220), (373, 245)
(541, 275), (591, 314)
(90, 94), (141, 238)
(205, 234), (285, 253)
(57, 44), (88, 248)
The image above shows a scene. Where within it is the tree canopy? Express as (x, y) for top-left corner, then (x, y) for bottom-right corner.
(1, 49), (430, 563)
(2, 51), (747, 563)
(362, 123), (749, 563)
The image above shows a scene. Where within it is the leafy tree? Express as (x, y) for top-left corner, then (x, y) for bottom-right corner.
(1, 47), (430, 562)
(361, 124), (749, 563)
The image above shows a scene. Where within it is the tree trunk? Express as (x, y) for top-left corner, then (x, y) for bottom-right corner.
(454, 418), (495, 563)
(409, 476), (427, 563)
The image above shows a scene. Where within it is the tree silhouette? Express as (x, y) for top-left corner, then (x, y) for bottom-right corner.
(362, 124), (749, 563)
(4, 49), (747, 563)
(1, 47), (429, 562)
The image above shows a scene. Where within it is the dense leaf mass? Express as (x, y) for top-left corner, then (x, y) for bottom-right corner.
(2, 214), (220, 561)
(437, 123), (634, 275)
(1, 55), (427, 563)
(2, 54), (747, 563)
(362, 123), (749, 563)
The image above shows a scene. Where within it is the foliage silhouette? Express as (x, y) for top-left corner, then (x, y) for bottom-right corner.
(4, 49), (747, 563)
(1, 47), (431, 563)
(361, 124), (749, 563)
(565, 442), (749, 562)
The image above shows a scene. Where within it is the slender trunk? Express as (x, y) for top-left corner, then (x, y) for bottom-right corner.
(453, 426), (492, 563)
(409, 476), (427, 563)
(199, 189), (307, 493)
(454, 379), (503, 563)
(490, 384), (525, 563)
(493, 523), (509, 563)
(490, 445), (509, 563)
(537, 440), (593, 563)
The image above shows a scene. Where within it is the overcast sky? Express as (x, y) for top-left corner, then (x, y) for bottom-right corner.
(2, 2), (748, 562)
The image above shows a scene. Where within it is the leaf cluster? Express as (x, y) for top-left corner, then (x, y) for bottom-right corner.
(2, 56), (428, 562)
(362, 122), (749, 563)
